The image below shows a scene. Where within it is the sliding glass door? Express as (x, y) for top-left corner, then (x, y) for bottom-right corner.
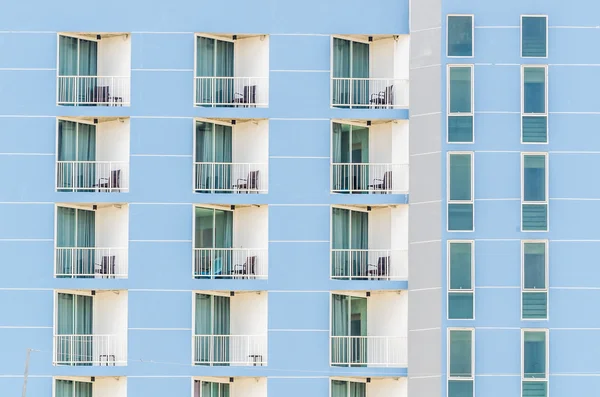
(332, 294), (367, 367)
(56, 206), (96, 277)
(58, 35), (98, 105)
(55, 379), (93, 397)
(58, 120), (97, 192)
(195, 121), (233, 192)
(194, 207), (233, 277)
(332, 380), (366, 397)
(332, 123), (370, 192)
(332, 208), (369, 278)
(195, 294), (231, 365)
(196, 36), (234, 106)
(193, 380), (230, 397)
(57, 293), (93, 365)
(333, 38), (370, 107)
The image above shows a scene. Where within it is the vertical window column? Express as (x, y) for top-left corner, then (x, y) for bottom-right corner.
(522, 66), (548, 143)
(522, 241), (548, 319)
(522, 330), (548, 397)
(448, 329), (474, 397)
(448, 66), (474, 143)
(522, 153), (548, 231)
(448, 153), (474, 231)
(448, 241), (474, 319)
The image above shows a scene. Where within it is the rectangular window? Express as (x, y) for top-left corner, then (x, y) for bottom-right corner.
(522, 16), (548, 58)
(522, 154), (548, 231)
(448, 153), (474, 231)
(522, 330), (548, 397)
(331, 380), (366, 397)
(448, 15), (474, 57)
(522, 66), (548, 143)
(448, 329), (474, 397)
(448, 66), (474, 142)
(522, 241), (548, 319)
(448, 241), (474, 319)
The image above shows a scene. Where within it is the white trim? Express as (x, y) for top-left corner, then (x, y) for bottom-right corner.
(447, 328), (475, 397)
(521, 64), (549, 144)
(447, 152), (475, 232)
(447, 64), (474, 143)
(520, 15), (549, 59)
(521, 240), (549, 321)
(447, 240), (475, 320)
(446, 14), (475, 58)
(521, 152), (549, 232)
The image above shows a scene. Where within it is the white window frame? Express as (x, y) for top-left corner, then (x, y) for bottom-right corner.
(447, 328), (475, 397)
(447, 152), (475, 232)
(446, 14), (475, 58)
(447, 65), (475, 144)
(520, 15), (549, 59)
(447, 241), (475, 320)
(521, 329), (549, 390)
(521, 240), (549, 320)
(521, 152), (549, 232)
(521, 65), (549, 144)
(53, 377), (94, 397)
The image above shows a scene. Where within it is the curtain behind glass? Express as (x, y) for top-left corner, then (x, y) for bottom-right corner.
(77, 123), (96, 192)
(332, 123), (351, 192)
(524, 155), (546, 202)
(332, 208), (350, 277)
(78, 39), (98, 76)
(351, 126), (369, 191)
(215, 40), (234, 105)
(213, 296), (230, 365)
(58, 121), (77, 191)
(57, 207), (76, 277)
(196, 37), (215, 105)
(351, 41), (369, 106)
(333, 38), (351, 107)
(214, 209), (233, 274)
(450, 243), (472, 289)
(332, 294), (349, 366)
(351, 211), (368, 278)
(524, 243), (545, 288)
(55, 380), (73, 397)
(449, 330), (472, 377)
(195, 294), (212, 365)
(76, 209), (95, 276)
(214, 125), (232, 191)
(58, 36), (78, 105)
(57, 293), (74, 364)
(332, 380), (348, 397)
(75, 381), (92, 397)
(75, 295), (93, 365)
(450, 154), (472, 201)
(195, 207), (215, 249)
(350, 381), (366, 397)
(524, 332), (546, 378)
(195, 122), (214, 191)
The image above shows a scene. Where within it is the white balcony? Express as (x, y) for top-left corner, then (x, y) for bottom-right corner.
(193, 205), (268, 279)
(331, 205), (408, 280)
(331, 35), (409, 109)
(194, 119), (269, 194)
(55, 376), (127, 397)
(57, 33), (131, 106)
(331, 291), (407, 367)
(55, 204), (129, 279)
(193, 291), (267, 366)
(331, 120), (408, 194)
(193, 248), (268, 279)
(54, 290), (128, 366)
(194, 377), (266, 397)
(194, 34), (269, 108)
(56, 117), (130, 193)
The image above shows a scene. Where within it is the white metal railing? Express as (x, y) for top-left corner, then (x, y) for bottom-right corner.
(193, 335), (267, 366)
(193, 248), (268, 279)
(57, 76), (130, 106)
(331, 249), (407, 280)
(55, 247), (128, 278)
(56, 161), (130, 192)
(331, 78), (408, 108)
(194, 77), (269, 107)
(194, 162), (268, 193)
(330, 336), (407, 367)
(331, 163), (408, 194)
(54, 334), (126, 366)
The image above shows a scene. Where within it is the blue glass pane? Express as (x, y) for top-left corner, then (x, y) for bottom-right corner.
(448, 116), (473, 143)
(448, 16), (473, 57)
(450, 67), (472, 113)
(522, 116), (547, 143)
(524, 68), (546, 114)
(450, 154), (472, 201)
(524, 243), (545, 288)
(524, 155), (546, 202)
(449, 293), (474, 319)
(522, 292), (547, 319)
(524, 331), (546, 378)
(449, 204), (474, 231)
(522, 204), (548, 231)
(449, 330), (472, 377)
(448, 380), (473, 397)
(450, 243), (471, 289)
(522, 17), (547, 57)
(522, 381), (547, 397)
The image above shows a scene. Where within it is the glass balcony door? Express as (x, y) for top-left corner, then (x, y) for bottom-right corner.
(194, 380), (230, 397)
(196, 36), (234, 106)
(195, 121), (233, 192)
(195, 294), (231, 365)
(58, 120), (97, 192)
(56, 207), (96, 278)
(333, 38), (370, 107)
(58, 35), (98, 105)
(332, 294), (367, 367)
(332, 208), (369, 278)
(332, 123), (370, 193)
(332, 380), (366, 397)
(194, 207), (233, 277)
(57, 293), (93, 365)
(55, 379), (93, 397)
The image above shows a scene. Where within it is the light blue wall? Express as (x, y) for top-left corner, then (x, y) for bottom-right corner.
(442, 1), (600, 396)
(0, 0), (409, 396)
